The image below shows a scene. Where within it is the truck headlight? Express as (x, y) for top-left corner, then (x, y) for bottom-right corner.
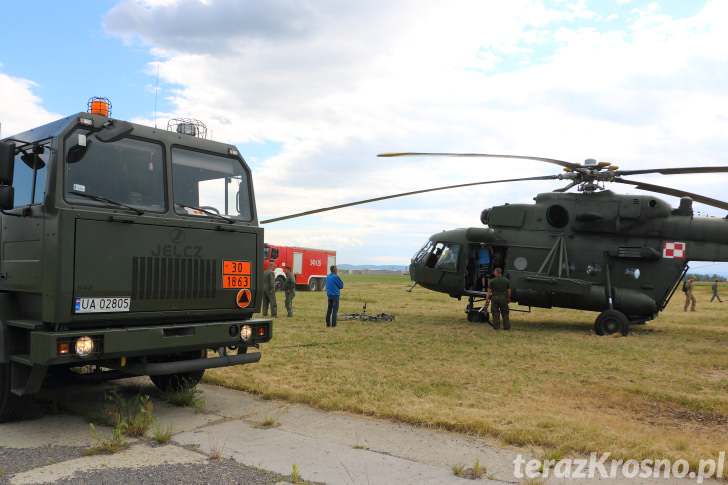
(75, 336), (95, 357)
(240, 325), (252, 341)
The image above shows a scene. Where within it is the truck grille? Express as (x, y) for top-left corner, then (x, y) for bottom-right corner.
(132, 256), (217, 300)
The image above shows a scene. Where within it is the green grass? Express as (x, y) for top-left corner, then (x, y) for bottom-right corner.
(205, 275), (728, 470)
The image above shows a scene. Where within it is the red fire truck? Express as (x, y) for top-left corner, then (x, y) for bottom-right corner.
(264, 244), (336, 291)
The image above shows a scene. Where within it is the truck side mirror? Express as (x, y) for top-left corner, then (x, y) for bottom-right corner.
(0, 185), (14, 210)
(0, 140), (16, 185)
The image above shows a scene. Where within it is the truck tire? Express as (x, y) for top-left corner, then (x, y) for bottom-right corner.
(0, 362), (25, 422)
(308, 279), (318, 291)
(275, 276), (285, 292)
(149, 351), (205, 392)
(150, 369), (205, 392)
(317, 278), (327, 292)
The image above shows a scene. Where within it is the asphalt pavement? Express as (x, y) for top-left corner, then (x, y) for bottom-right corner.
(0, 379), (720, 484)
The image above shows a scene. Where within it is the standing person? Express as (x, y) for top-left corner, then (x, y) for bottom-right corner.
(684, 276), (697, 312)
(262, 262), (277, 318)
(477, 245), (491, 291)
(711, 279), (723, 303)
(325, 265), (344, 327)
(485, 267), (511, 330)
(283, 264), (296, 317)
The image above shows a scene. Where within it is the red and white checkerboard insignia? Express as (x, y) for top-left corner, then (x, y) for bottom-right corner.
(663, 241), (686, 259)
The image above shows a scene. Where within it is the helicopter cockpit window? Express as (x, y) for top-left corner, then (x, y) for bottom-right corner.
(64, 129), (166, 212)
(435, 243), (459, 271)
(412, 240), (435, 264)
(172, 147), (252, 221)
(12, 142), (49, 206)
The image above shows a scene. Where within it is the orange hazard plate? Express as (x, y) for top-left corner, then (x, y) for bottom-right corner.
(222, 260), (251, 289)
(223, 260), (251, 275)
(223, 274), (251, 289)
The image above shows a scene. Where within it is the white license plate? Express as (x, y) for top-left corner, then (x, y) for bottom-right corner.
(74, 297), (131, 313)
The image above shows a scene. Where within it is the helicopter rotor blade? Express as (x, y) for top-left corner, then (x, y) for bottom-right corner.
(377, 152), (582, 171)
(616, 166), (728, 176)
(613, 178), (728, 211)
(261, 174), (559, 224)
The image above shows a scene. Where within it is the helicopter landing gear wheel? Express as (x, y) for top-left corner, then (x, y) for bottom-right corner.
(595, 310), (629, 336)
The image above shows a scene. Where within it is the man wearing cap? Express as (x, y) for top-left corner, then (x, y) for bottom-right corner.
(485, 267), (511, 330)
(283, 264), (296, 317)
(262, 262), (277, 318)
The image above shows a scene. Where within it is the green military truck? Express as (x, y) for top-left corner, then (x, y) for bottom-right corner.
(0, 99), (272, 421)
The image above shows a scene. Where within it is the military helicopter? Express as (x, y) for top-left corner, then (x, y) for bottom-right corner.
(262, 153), (728, 336)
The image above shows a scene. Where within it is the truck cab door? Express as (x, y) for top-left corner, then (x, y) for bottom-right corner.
(0, 143), (49, 307)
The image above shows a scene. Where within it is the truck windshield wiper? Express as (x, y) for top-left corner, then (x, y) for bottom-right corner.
(69, 191), (144, 215)
(175, 203), (235, 224)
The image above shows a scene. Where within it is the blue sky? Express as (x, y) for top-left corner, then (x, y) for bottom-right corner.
(2, 0), (728, 274)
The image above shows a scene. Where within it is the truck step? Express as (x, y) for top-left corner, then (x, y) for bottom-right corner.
(7, 320), (44, 330)
(9, 354), (32, 366)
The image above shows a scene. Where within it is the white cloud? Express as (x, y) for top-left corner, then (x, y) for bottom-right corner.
(101, 0), (728, 264)
(0, 70), (58, 137)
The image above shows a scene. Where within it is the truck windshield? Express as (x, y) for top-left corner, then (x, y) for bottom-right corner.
(172, 147), (252, 221)
(64, 129), (166, 212)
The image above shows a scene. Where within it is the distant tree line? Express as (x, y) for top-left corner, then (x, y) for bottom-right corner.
(685, 274), (727, 282)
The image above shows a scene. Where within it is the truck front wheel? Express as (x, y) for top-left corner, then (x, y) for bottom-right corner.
(150, 369), (204, 392)
(148, 351), (205, 392)
(0, 362), (26, 422)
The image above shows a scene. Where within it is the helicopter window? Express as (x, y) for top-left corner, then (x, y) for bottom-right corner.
(546, 204), (569, 228)
(586, 263), (601, 277)
(412, 240), (434, 264)
(435, 243), (459, 271)
(625, 268), (641, 280)
(513, 256), (527, 271)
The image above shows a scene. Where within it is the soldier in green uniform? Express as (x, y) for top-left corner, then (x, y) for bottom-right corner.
(262, 262), (277, 317)
(684, 276), (696, 312)
(485, 267), (511, 330)
(283, 264), (296, 317)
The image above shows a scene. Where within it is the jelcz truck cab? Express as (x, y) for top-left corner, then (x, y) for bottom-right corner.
(0, 100), (272, 420)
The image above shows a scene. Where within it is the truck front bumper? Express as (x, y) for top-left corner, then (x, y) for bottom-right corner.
(25, 318), (272, 367)
(8, 318), (272, 396)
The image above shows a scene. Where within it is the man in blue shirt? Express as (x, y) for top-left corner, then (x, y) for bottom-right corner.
(325, 265), (344, 327)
